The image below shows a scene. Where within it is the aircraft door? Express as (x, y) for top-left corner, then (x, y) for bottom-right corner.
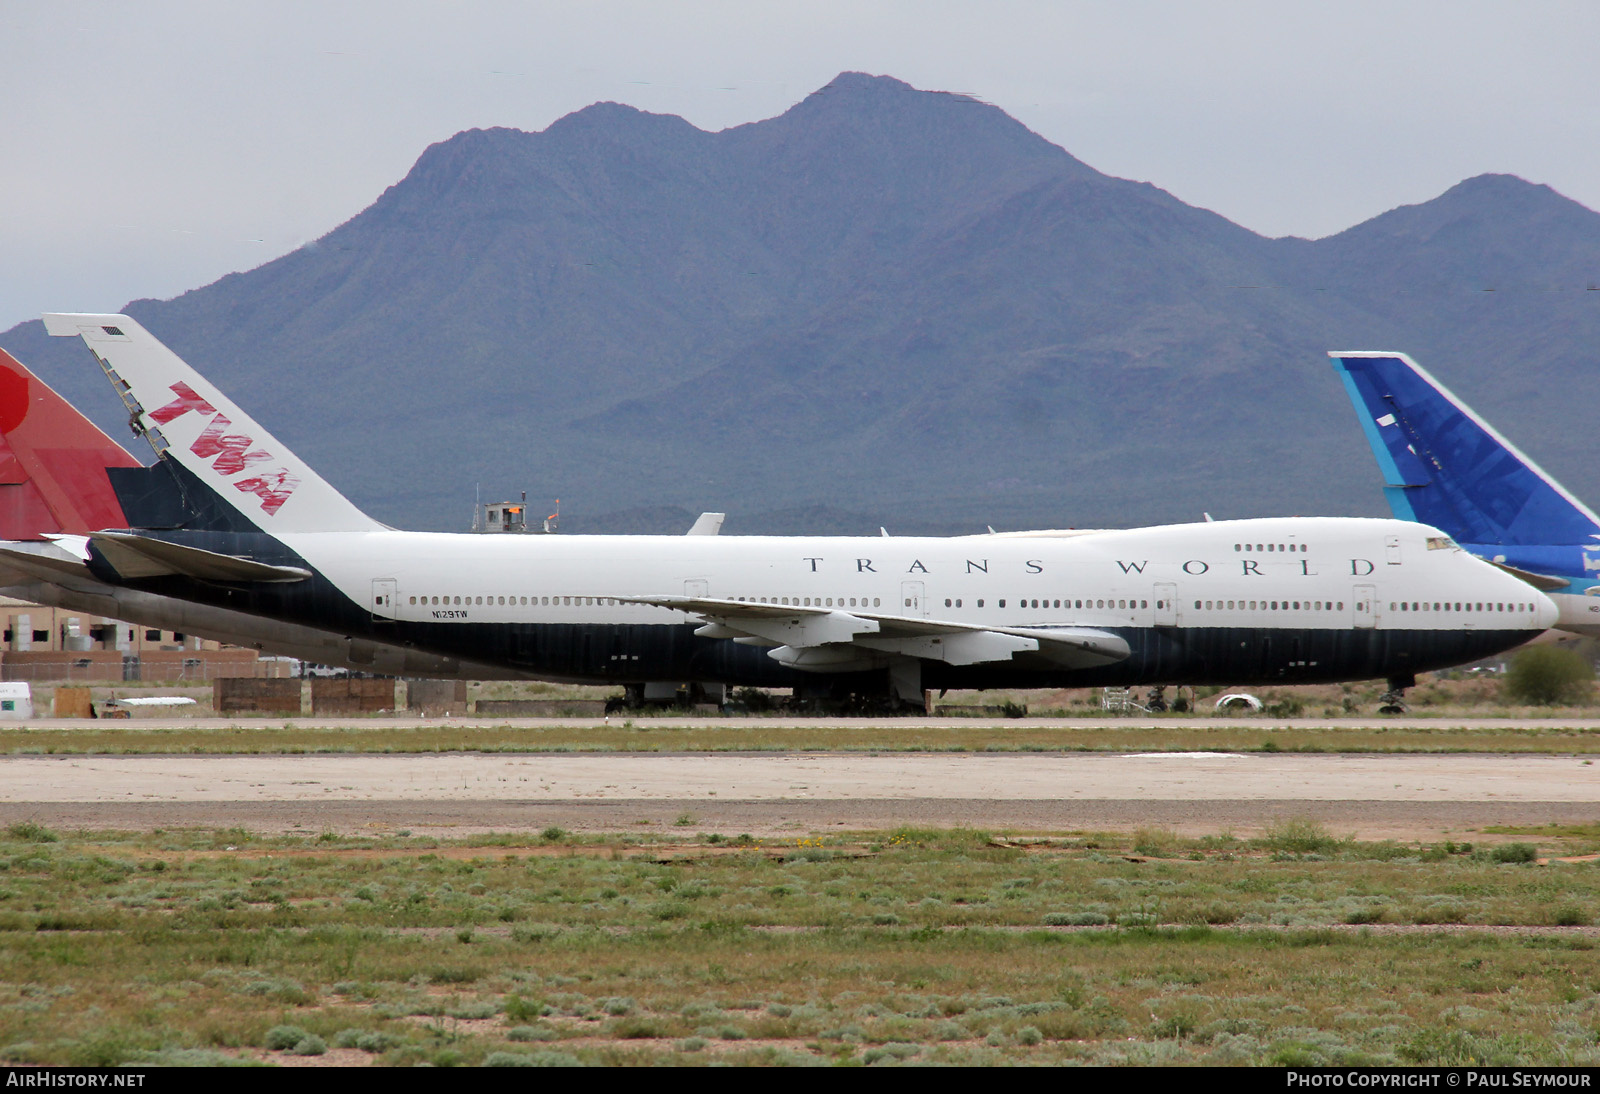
(684, 579), (708, 598)
(1353, 584), (1377, 629)
(1153, 583), (1179, 627)
(371, 579), (398, 621)
(1385, 536), (1402, 565)
(901, 581), (927, 617)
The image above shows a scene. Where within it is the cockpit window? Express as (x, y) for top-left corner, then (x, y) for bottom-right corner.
(1425, 535), (1459, 551)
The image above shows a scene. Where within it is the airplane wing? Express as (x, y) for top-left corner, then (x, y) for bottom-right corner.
(618, 595), (1129, 668)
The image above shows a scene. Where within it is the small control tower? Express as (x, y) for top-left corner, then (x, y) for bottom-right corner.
(471, 493), (558, 533)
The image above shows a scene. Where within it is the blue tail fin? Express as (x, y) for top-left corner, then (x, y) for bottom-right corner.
(1329, 351), (1600, 547)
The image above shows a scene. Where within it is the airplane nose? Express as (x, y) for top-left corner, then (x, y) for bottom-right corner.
(1532, 589), (1559, 631)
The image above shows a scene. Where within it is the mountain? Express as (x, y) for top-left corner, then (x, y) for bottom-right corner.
(5, 73), (1598, 534)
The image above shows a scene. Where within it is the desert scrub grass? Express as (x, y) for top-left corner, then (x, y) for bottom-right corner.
(20, 718), (1600, 757)
(5, 823), (57, 844)
(0, 828), (1596, 1064)
(1258, 818), (1345, 857)
(1131, 827), (1180, 858)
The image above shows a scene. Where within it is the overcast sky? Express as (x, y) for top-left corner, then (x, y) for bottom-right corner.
(3, 0), (1597, 332)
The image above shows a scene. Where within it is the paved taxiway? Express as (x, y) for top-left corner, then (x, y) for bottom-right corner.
(1, 745), (1595, 840)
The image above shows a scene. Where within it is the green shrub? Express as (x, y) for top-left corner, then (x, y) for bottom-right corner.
(240, 978), (309, 1005)
(356, 1031), (401, 1053)
(135, 1048), (263, 1067)
(448, 1001), (498, 1019)
(507, 1026), (558, 1043)
(863, 1042), (921, 1063)
(484, 1050), (582, 1067)
(1503, 645), (1594, 706)
(1132, 827), (1176, 857)
(264, 1025), (309, 1051)
(1260, 818), (1341, 856)
(4, 823), (57, 844)
(730, 687), (775, 713)
(1044, 912), (1109, 926)
(1490, 843), (1538, 864)
(504, 994), (543, 1021)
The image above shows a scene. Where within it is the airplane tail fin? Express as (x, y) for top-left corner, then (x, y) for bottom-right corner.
(0, 346), (139, 538)
(1329, 351), (1600, 546)
(42, 314), (383, 534)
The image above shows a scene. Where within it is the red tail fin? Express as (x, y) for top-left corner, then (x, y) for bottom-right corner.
(0, 348), (138, 537)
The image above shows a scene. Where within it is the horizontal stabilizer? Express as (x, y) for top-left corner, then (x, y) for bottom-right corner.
(1485, 560), (1571, 592)
(0, 539), (98, 581)
(89, 532), (311, 583)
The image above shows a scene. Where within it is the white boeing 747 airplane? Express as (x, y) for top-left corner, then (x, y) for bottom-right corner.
(23, 313), (1554, 710)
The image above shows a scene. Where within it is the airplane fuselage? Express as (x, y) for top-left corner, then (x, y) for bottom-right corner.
(85, 515), (1554, 692)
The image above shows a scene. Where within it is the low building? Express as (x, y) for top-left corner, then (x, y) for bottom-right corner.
(0, 597), (280, 682)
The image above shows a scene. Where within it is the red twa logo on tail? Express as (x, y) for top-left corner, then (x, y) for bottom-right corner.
(234, 469), (300, 516)
(190, 415), (275, 474)
(149, 382), (301, 516)
(149, 382), (217, 425)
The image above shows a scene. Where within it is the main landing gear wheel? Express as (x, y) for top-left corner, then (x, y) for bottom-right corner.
(1377, 674), (1415, 715)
